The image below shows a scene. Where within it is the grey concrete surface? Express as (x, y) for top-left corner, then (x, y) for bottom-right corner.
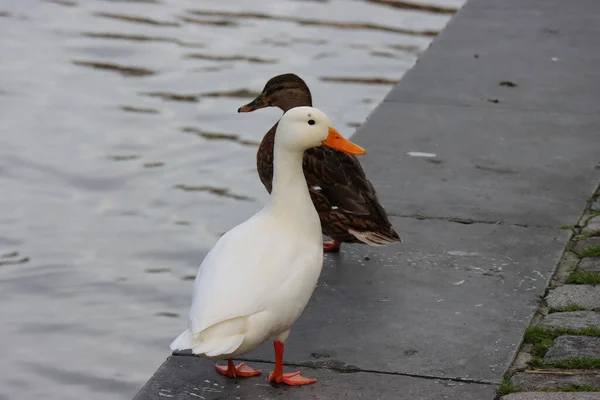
(501, 393), (600, 400)
(134, 356), (495, 400)
(512, 371), (600, 391)
(384, 0), (600, 115)
(540, 312), (600, 330)
(545, 336), (600, 363)
(134, 0), (600, 397)
(353, 103), (599, 227)
(546, 286), (600, 310)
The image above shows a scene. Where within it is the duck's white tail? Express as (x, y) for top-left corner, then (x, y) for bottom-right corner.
(170, 329), (196, 351)
(192, 334), (244, 357)
(169, 317), (246, 358)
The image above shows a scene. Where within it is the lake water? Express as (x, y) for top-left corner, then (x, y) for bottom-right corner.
(0, 1), (462, 399)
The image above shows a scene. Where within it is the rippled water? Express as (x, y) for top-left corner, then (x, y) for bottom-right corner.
(0, 1), (462, 399)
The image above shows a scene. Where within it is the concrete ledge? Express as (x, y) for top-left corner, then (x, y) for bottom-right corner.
(500, 393), (600, 400)
(133, 0), (600, 397)
(134, 355), (495, 400)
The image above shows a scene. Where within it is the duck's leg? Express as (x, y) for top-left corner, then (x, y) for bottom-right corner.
(215, 359), (262, 378)
(323, 240), (341, 253)
(268, 341), (316, 385)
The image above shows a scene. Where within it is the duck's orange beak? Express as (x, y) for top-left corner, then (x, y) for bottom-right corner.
(238, 93), (268, 113)
(322, 127), (366, 155)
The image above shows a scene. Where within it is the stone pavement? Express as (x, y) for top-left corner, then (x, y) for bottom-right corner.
(502, 394), (600, 400)
(134, 0), (600, 398)
(498, 197), (600, 398)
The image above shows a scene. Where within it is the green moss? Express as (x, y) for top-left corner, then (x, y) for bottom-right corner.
(562, 303), (586, 312)
(496, 374), (521, 397)
(548, 358), (600, 369)
(531, 338), (554, 358)
(560, 384), (600, 392)
(527, 356), (544, 369)
(578, 231), (600, 240)
(524, 326), (550, 342)
(567, 271), (600, 285)
(560, 224), (574, 230)
(539, 384), (600, 392)
(529, 357), (600, 370)
(524, 327), (600, 368)
(579, 327), (600, 336)
(581, 245), (600, 258)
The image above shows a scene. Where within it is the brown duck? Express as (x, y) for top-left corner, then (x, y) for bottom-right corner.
(238, 73), (401, 253)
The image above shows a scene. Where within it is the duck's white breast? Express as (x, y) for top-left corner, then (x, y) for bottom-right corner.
(188, 211), (324, 336)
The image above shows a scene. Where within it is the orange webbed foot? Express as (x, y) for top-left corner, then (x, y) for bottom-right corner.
(268, 371), (317, 386)
(215, 360), (262, 378)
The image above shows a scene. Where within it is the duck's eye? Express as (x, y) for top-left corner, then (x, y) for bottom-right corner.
(308, 119), (315, 126)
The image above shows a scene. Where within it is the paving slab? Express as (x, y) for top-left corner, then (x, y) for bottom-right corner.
(134, 355), (496, 400)
(545, 336), (600, 363)
(580, 258), (600, 274)
(540, 312), (600, 330)
(546, 286), (600, 311)
(384, 0), (600, 114)
(583, 217), (600, 234)
(574, 238), (600, 256)
(353, 102), (600, 227)
(164, 216), (564, 384)
(512, 371), (600, 391)
(501, 393), (600, 400)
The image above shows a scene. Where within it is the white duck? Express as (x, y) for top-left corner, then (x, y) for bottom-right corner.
(170, 106), (366, 385)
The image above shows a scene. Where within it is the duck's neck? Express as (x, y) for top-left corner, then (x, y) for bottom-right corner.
(268, 147), (318, 227)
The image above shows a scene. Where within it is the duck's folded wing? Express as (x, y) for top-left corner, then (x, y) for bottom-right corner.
(303, 146), (389, 219)
(186, 221), (301, 335)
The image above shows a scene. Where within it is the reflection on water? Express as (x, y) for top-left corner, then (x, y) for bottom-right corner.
(185, 9), (440, 36)
(73, 60), (157, 76)
(120, 105), (160, 114)
(320, 76), (400, 84)
(0, 0), (462, 399)
(181, 127), (261, 147)
(174, 184), (255, 202)
(202, 89), (261, 98)
(185, 53), (277, 63)
(366, 0), (458, 14)
(0, 252), (30, 266)
(143, 92), (199, 102)
(80, 32), (205, 48)
(94, 11), (180, 27)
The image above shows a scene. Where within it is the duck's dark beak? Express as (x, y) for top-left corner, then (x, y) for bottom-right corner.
(238, 93), (268, 113)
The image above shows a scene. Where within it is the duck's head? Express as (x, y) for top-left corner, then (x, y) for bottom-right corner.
(238, 73), (312, 113)
(277, 106), (366, 155)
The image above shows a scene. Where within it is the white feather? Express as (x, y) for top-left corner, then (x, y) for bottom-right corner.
(170, 329), (195, 350)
